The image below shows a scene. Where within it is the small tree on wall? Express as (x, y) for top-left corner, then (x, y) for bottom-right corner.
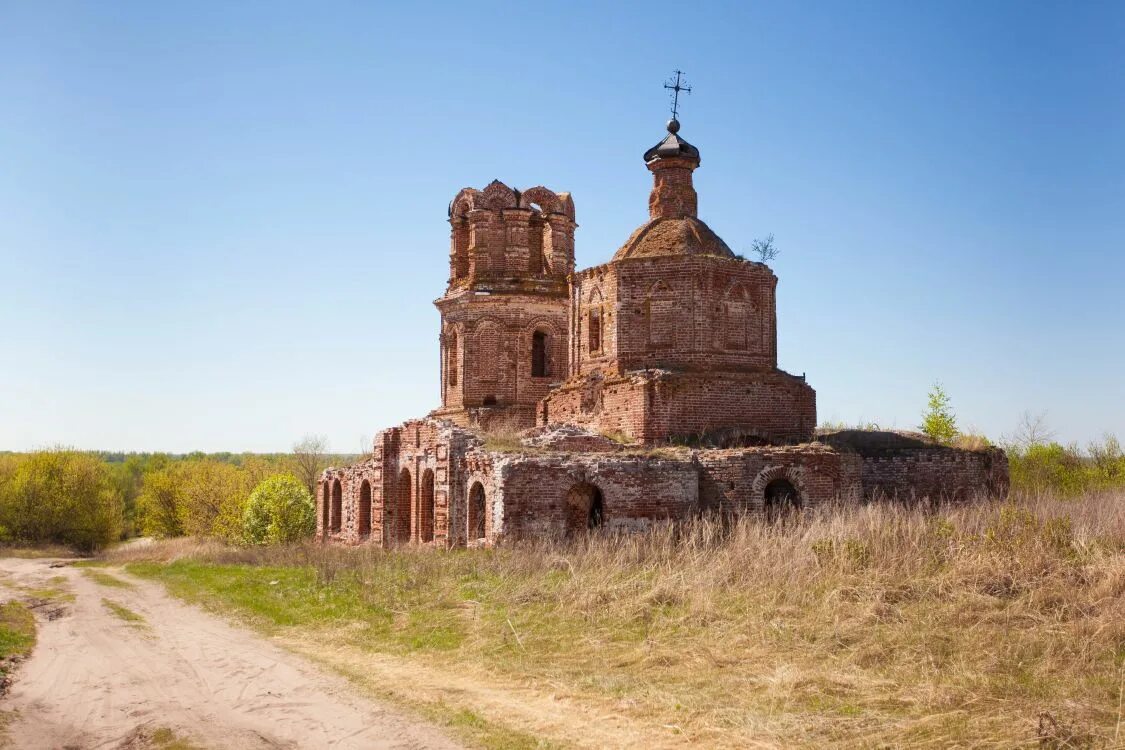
(750, 234), (778, 264)
(920, 382), (959, 445)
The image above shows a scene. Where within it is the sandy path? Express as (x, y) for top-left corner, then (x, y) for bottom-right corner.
(0, 557), (460, 750)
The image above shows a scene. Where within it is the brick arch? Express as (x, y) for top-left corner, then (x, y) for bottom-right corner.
(481, 179), (518, 210)
(449, 188), (483, 218)
(750, 465), (807, 510)
(520, 186), (559, 214)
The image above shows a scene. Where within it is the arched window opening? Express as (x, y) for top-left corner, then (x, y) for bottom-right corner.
(447, 332), (458, 386)
(358, 480), (372, 538)
(331, 479), (343, 533)
(588, 309), (602, 353)
(764, 478), (801, 522)
(420, 470), (435, 543)
(468, 482), (486, 541)
(564, 483), (605, 536)
(482, 395), (497, 406)
(394, 469), (412, 544)
(532, 330), (549, 377)
(321, 481), (331, 537)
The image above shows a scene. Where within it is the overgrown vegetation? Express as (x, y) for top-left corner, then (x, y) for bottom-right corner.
(106, 491), (1125, 748)
(241, 474), (316, 545)
(0, 439), (351, 552)
(920, 382), (959, 444)
(0, 450), (122, 552)
(0, 602), (36, 672)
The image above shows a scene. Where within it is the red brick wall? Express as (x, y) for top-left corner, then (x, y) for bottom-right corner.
(816, 431), (1009, 501)
(540, 369), (816, 446)
(696, 446), (862, 513)
(436, 181), (575, 429)
(318, 419), (486, 547)
(491, 453), (699, 539)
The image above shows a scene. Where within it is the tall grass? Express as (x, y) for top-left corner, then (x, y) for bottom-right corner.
(108, 491), (1125, 748)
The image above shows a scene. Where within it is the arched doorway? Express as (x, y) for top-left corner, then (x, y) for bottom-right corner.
(321, 481), (330, 537)
(395, 469), (412, 544)
(358, 480), (372, 539)
(564, 483), (605, 536)
(467, 482), (486, 541)
(420, 470), (435, 543)
(331, 479), (342, 533)
(764, 477), (801, 522)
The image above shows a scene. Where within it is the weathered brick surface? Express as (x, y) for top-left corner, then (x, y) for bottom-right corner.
(434, 181), (575, 430)
(492, 452), (698, 539)
(315, 124), (1008, 548)
(818, 430), (1009, 501)
(541, 369), (815, 446)
(696, 445), (863, 513)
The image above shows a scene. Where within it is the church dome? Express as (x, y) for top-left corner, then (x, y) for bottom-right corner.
(612, 216), (736, 261)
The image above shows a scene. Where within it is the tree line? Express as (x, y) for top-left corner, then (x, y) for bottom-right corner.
(0, 437), (351, 552)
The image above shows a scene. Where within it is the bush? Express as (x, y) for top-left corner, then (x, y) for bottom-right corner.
(0, 450), (122, 552)
(242, 474), (316, 545)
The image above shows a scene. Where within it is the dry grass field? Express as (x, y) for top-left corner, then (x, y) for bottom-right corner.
(102, 491), (1125, 749)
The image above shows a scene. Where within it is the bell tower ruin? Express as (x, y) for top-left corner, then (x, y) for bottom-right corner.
(431, 180), (576, 430)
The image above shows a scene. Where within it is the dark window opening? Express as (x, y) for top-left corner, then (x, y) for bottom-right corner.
(420, 469), (435, 543)
(532, 330), (549, 377)
(589, 309), (602, 353)
(482, 395), (497, 406)
(468, 482), (486, 540)
(331, 480), (342, 533)
(764, 478), (801, 522)
(564, 483), (605, 536)
(393, 469), (412, 544)
(358, 480), (372, 538)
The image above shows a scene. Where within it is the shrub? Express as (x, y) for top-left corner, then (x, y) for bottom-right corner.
(242, 474), (316, 545)
(0, 450), (122, 552)
(920, 382), (958, 444)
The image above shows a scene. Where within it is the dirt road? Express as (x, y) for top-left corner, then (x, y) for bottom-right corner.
(0, 557), (460, 750)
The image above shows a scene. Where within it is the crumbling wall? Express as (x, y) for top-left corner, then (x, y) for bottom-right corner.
(491, 452), (699, 539)
(318, 419), (485, 547)
(540, 369), (816, 446)
(696, 445), (862, 513)
(818, 430), (1010, 501)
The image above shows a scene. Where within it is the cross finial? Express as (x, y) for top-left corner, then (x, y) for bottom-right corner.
(664, 70), (692, 120)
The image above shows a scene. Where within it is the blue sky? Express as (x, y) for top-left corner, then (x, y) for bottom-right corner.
(1, 1), (1122, 453)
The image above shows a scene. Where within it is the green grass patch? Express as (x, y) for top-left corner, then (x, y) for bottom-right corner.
(0, 601), (36, 664)
(83, 569), (134, 589)
(148, 726), (203, 750)
(102, 598), (145, 625)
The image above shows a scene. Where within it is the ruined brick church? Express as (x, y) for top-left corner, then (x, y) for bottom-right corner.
(317, 118), (1008, 546)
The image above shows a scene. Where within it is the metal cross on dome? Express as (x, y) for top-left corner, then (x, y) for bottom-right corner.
(664, 70), (692, 119)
